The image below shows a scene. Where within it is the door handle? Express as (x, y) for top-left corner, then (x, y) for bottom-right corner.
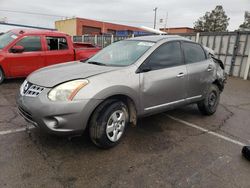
(207, 64), (213, 72)
(176, 72), (185, 78)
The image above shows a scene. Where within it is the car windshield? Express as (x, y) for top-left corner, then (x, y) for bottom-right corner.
(0, 32), (18, 49)
(86, 40), (155, 66)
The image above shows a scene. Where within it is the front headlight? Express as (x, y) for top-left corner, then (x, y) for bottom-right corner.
(20, 80), (28, 95)
(48, 79), (89, 101)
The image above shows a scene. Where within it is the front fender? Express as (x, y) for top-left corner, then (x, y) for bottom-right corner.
(75, 85), (139, 110)
(0, 54), (9, 77)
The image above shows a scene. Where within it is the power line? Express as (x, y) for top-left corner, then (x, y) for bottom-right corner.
(0, 22), (56, 30)
(0, 9), (152, 24)
(0, 9), (64, 18)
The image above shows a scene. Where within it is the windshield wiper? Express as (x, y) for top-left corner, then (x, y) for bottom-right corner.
(87, 61), (107, 66)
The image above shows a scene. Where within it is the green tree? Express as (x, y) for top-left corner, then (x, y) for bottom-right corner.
(194, 5), (230, 32)
(239, 12), (250, 31)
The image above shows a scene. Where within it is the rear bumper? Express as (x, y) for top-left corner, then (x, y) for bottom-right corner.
(219, 72), (227, 91)
(16, 89), (102, 135)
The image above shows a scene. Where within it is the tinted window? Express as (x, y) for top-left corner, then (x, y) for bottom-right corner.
(46, 37), (68, 50)
(182, 42), (206, 63)
(145, 42), (183, 70)
(15, 36), (41, 52)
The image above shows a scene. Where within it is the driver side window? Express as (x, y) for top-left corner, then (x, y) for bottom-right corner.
(15, 36), (42, 52)
(145, 41), (183, 70)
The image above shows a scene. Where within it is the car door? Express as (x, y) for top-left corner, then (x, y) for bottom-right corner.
(7, 36), (45, 77)
(182, 42), (214, 101)
(45, 36), (74, 66)
(139, 41), (188, 114)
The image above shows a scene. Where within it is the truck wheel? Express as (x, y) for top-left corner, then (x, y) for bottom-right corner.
(197, 84), (220, 115)
(0, 68), (4, 84)
(89, 100), (129, 149)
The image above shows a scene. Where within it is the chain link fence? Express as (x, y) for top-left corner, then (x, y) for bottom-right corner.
(73, 35), (129, 48)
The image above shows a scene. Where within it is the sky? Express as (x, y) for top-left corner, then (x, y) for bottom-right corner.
(0, 0), (249, 33)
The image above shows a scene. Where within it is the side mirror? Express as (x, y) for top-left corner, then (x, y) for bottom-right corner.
(11, 45), (24, 53)
(80, 57), (89, 63)
(136, 64), (152, 73)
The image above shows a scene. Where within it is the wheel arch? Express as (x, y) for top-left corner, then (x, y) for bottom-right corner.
(0, 65), (4, 74)
(87, 94), (138, 129)
(212, 79), (224, 92)
(0, 65), (5, 81)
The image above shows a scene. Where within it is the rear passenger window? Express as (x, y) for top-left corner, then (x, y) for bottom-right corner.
(182, 42), (206, 63)
(146, 41), (183, 70)
(46, 37), (68, 50)
(15, 36), (41, 52)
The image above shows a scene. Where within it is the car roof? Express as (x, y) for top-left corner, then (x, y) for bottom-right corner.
(127, 35), (191, 42)
(9, 29), (68, 36)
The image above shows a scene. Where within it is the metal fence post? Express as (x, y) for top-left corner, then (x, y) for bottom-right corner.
(195, 32), (200, 43)
(238, 33), (249, 76)
(243, 47), (250, 80)
(94, 35), (97, 45)
(111, 35), (114, 44)
(230, 32), (240, 76)
(101, 35), (104, 48)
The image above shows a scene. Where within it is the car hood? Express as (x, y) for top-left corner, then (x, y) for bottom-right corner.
(27, 62), (119, 87)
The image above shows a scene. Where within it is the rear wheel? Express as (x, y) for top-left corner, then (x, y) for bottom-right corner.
(0, 68), (4, 84)
(197, 84), (220, 115)
(89, 100), (129, 149)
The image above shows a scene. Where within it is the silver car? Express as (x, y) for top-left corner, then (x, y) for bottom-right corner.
(17, 35), (226, 148)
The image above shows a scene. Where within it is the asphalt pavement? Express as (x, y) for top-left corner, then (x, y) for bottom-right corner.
(0, 77), (250, 188)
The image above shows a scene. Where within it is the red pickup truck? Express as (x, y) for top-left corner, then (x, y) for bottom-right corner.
(0, 29), (100, 83)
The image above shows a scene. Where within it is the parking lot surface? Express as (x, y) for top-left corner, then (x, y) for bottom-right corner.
(0, 77), (250, 188)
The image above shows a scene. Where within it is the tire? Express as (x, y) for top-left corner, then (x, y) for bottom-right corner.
(89, 100), (129, 149)
(0, 68), (4, 84)
(197, 84), (220, 115)
(242, 146), (250, 161)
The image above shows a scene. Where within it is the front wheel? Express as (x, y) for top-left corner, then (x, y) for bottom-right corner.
(89, 100), (129, 149)
(0, 68), (4, 84)
(197, 84), (220, 115)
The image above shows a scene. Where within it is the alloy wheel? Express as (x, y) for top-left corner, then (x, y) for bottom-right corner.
(208, 91), (217, 108)
(106, 110), (126, 142)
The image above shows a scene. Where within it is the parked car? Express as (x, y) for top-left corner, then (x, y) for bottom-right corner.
(0, 29), (100, 83)
(17, 35), (226, 148)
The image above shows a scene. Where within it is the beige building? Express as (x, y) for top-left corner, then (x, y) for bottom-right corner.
(55, 18), (77, 36)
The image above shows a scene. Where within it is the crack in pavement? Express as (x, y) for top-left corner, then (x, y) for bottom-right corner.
(164, 103), (247, 147)
(225, 102), (250, 111)
(218, 103), (250, 143)
(0, 107), (26, 127)
(217, 104), (234, 130)
(105, 153), (177, 187)
(164, 103), (235, 139)
(27, 132), (75, 188)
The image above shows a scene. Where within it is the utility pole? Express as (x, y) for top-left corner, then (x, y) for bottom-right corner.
(164, 12), (168, 32)
(153, 7), (158, 29)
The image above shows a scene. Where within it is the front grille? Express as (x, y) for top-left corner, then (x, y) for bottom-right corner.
(20, 80), (44, 97)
